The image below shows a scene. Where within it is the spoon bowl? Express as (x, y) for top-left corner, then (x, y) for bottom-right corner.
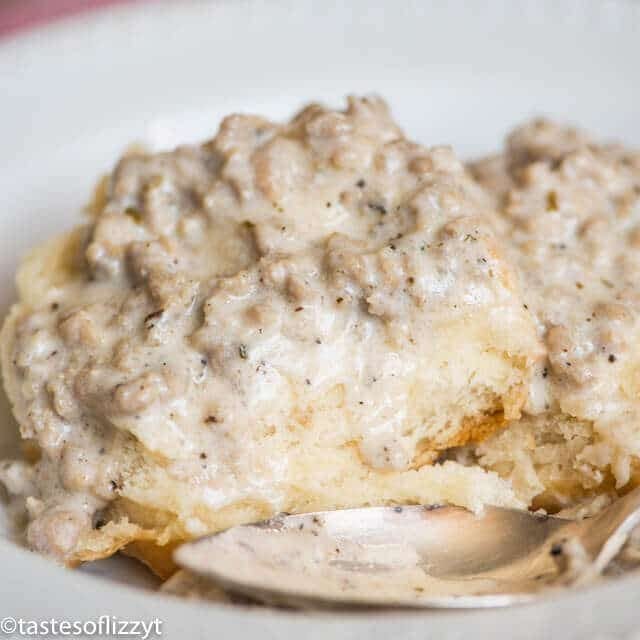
(175, 488), (640, 608)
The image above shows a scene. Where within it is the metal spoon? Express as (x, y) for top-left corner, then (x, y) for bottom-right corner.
(174, 487), (640, 608)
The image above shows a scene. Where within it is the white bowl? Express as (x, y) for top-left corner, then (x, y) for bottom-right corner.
(1, 1), (639, 637)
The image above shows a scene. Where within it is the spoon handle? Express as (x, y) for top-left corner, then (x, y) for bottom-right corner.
(578, 487), (640, 572)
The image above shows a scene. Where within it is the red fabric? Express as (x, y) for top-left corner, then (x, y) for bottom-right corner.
(0, 0), (141, 38)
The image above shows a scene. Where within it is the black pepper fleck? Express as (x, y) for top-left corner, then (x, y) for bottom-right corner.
(144, 309), (164, 324)
(368, 202), (387, 215)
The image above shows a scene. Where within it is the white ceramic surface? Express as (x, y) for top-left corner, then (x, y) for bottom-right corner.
(1, 1), (639, 637)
